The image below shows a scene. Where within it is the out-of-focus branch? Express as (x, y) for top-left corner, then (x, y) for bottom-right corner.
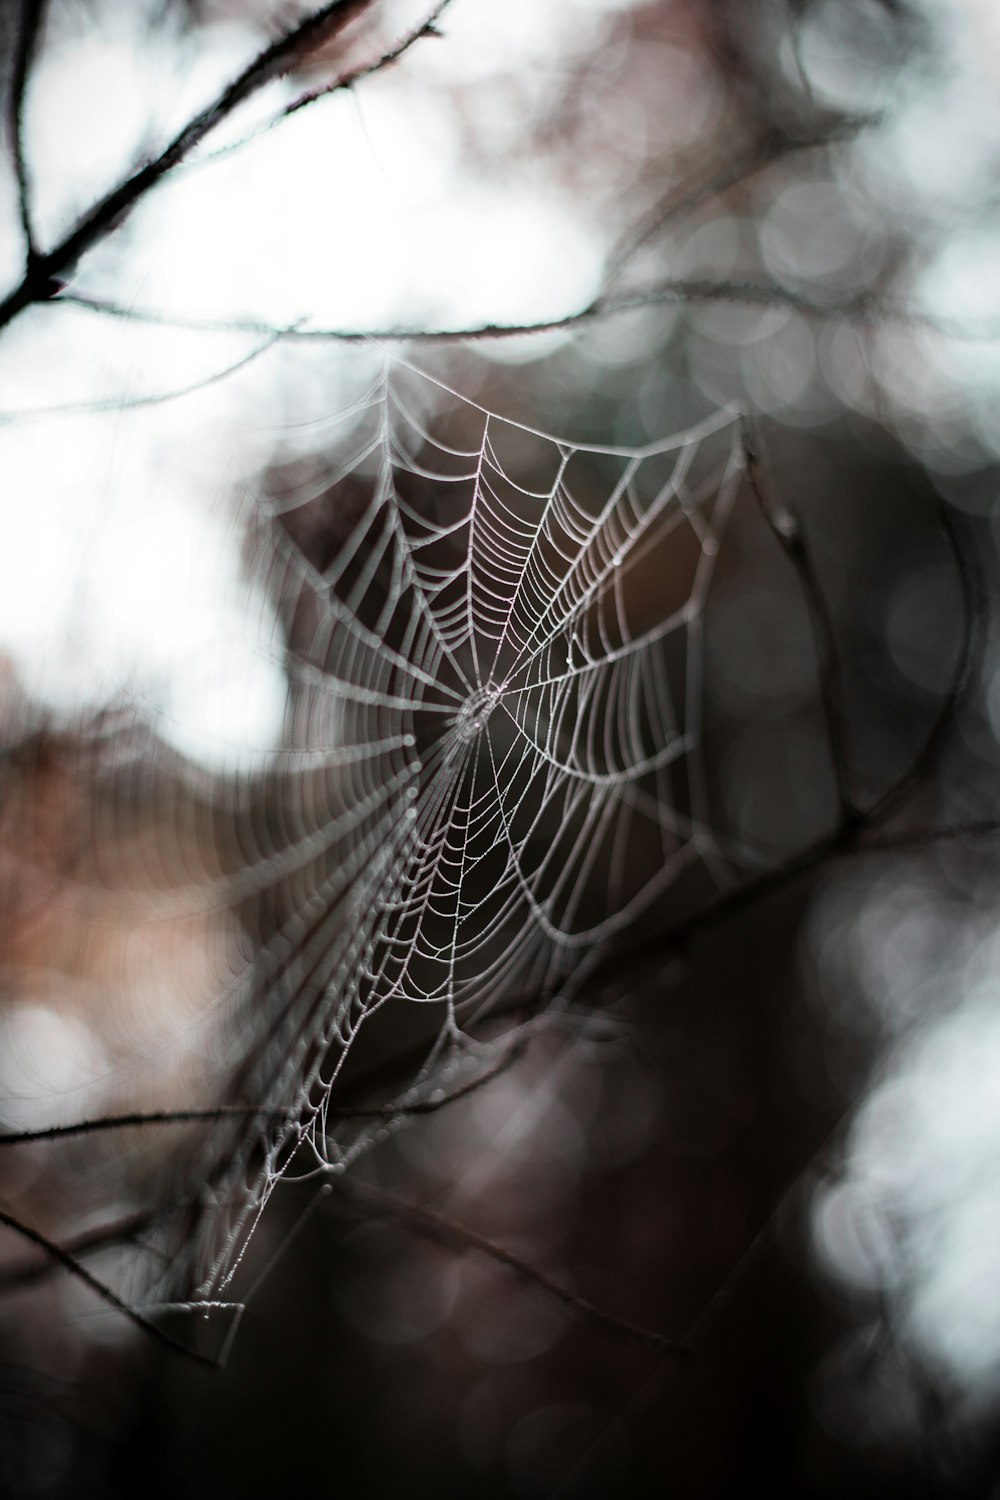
(743, 416), (859, 829)
(7, 0), (46, 257)
(0, 1106), (282, 1147)
(858, 497), (983, 834)
(0, 330), (283, 424)
(330, 1175), (693, 1362)
(188, 0), (452, 171)
(603, 112), (880, 290)
(0, 0), (450, 333)
(58, 279), (1000, 352)
(0, 1205), (219, 1365)
(0, 1205), (155, 1292)
(0, 1032), (528, 1150)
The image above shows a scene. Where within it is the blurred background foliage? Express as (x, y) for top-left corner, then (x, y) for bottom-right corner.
(3, 0), (1000, 1495)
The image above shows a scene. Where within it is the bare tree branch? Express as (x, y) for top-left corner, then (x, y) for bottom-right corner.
(0, 1206), (156, 1292)
(7, 0), (46, 258)
(603, 111), (882, 290)
(0, 330), (284, 425)
(743, 415), (859, 829)
(0, 1205), (219, 1366)
(56, 278), (1000, 351)
(188, 0), (453, 171)
(0, 0), (452, 332)
(0, 1033), (529, 1157)
(330, 1175), (693, 1362)
(0, 1106), (281, 1147)
(858, 496), (983, 834)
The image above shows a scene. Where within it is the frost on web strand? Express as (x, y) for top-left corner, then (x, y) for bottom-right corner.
(155, 359), (749, 1342)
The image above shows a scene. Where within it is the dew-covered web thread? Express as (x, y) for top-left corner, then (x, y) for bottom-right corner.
(139, 357), (749, 1327)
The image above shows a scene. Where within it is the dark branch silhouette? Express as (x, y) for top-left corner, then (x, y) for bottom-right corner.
(330, 1175), (693, 1363)
(55, 277), (1000, 354)
(743, 415), (859, 827)
(0, 0), (449, 332)
(0, 1031), (528, 1149)
(7, 0), (45, 258)
(0, 1207), (220, 1367)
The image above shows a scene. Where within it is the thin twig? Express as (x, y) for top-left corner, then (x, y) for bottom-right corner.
(0, 1206), (155, 1291)
(0, 0), (441, 332)
(286, 0), (448, 116)
(864, 815), (1000, 852)
(859, 497), (983, 834)
(0, 330), (285, 425)
(190, 0), (451, 171)
(0, 1106), (279, 1148)
(0, 1035), (528, 1149)
(0, 1206), (218, 1366)
(743, 415), (858, 828)
(55, 279), (1000, 350)
(547, 1108), (854, 1499)
(604, 112), (881, 289)
(8, 0), (46, 258)
(330, 1176), (692, 1362)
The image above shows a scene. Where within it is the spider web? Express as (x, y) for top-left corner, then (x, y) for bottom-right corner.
(62, 355), (750, 1348)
